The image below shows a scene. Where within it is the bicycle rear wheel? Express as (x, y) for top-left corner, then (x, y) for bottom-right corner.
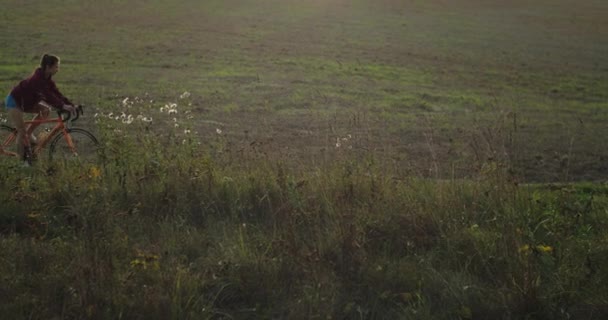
(0, 125), (18, 157)
(49, 128), (99, 163)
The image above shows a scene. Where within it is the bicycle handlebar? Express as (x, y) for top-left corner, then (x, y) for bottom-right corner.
(57, 105), (84, 122)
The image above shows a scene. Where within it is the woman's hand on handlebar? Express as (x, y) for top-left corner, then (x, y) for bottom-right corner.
(63, 104), (78, 117)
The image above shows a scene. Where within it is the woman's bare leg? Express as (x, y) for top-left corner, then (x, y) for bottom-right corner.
(7, 107), (27, 160)
(26, 102), (51, 138)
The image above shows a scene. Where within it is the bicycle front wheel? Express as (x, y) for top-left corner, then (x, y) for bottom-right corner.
(49, 128), (99, 163)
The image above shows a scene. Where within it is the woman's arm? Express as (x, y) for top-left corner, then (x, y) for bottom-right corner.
(48, 79), (73, 106)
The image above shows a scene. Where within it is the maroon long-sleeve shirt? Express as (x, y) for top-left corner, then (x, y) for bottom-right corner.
(10, 68), (72, 112)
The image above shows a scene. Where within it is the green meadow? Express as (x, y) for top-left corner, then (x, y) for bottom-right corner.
(1, 0), (607, 318)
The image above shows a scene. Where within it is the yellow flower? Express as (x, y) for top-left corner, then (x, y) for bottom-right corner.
(89, 166), (101, 179)
(536, 245), (553, 253)
(130, 258), (145, 268)
(27, 212), (40, 219)
(518, 244), (530, 254)
(131, 251), (160, 270)
(19, 179), (29, 189)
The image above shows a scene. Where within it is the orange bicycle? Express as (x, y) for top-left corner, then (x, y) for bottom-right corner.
(1, 105), (98, 165)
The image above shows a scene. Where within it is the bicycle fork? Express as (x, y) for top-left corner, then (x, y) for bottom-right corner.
(62, 129), (77, 156)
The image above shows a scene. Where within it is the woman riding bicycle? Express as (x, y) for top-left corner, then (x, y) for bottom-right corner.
(4, 54), (77, 164)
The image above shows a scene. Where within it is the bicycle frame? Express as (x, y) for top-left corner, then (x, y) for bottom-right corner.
(0, 114), (75, 158)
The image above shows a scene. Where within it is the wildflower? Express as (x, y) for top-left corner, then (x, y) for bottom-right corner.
(130, 252), (159, 270)
(174, 123), (179, 128)
(122, 97), (129, 105)
(518, 244), (530, 254)
(89, 166), (101, 179)
(335, 137), (341, 148)
(168, 109), (178, 115)
(24, 211), (41, 219)
(180, 91), (191, 99)
(536, 245), (553, 253)
(141, 117), (153, 123)
(122, 115), (134, 124)
(19, 179), (29, 188)
(216, 128), (222, 134)
(184, 129), (191, 134)
(107, 112), (114, 119)
(94, 113), (99, 118)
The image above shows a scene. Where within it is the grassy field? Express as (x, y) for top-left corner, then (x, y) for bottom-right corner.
(1, 0), (608, 319)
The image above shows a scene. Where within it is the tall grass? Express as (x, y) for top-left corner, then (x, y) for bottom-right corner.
(1, 98), (607, 320)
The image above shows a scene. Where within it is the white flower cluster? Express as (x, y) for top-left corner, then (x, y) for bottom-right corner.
(160, 103), (178, 115)
(95, 93), (198, 133)
(180, 91), (191, 99)
(120, 96), (148, 108)
(94, 112), (153, 124)
(122, 97), (132, 108)
(185, 110), (193, 120)
(335, 134), (352, 148)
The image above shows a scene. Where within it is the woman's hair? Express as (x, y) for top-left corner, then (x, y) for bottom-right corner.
(40, 54), (60, 70)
